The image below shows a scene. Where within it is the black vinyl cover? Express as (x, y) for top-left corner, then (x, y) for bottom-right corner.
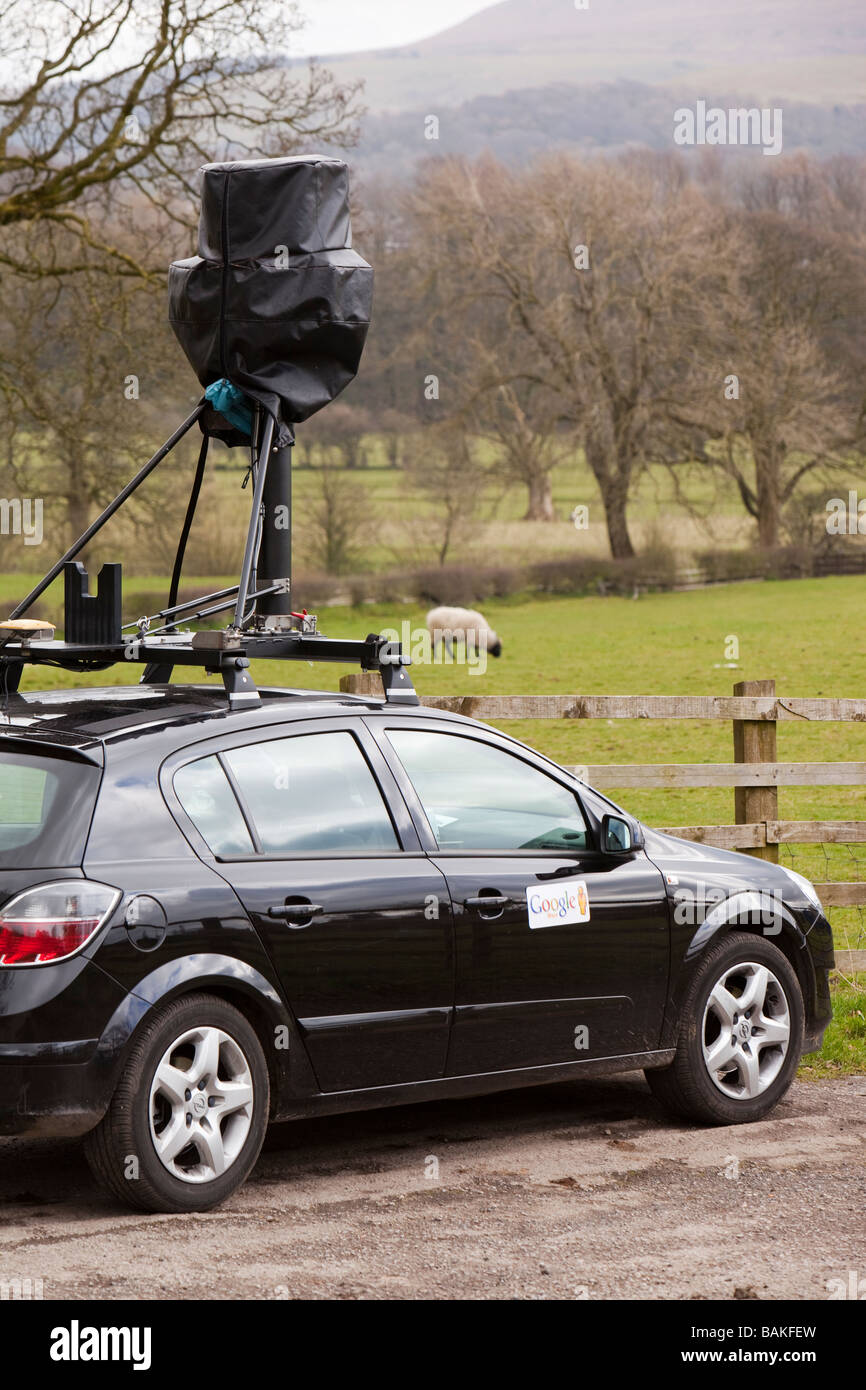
(168, 156), (373, 446)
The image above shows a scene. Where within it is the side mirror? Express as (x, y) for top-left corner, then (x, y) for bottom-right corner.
(601, 813), (636, 854)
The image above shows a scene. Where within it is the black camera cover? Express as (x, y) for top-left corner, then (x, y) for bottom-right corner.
(168, 156), (373, 446)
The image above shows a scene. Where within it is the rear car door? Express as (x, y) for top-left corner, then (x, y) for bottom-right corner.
(165, 719), (453, 1093)
(370, 720), (670, 1076)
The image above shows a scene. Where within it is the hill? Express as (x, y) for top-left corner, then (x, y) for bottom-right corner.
(348, 79), (866, 179)
(313, 0), (866, 111)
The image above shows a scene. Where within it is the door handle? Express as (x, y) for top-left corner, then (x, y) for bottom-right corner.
(464, 894), (510, 911)
(267, 902), (324, 923)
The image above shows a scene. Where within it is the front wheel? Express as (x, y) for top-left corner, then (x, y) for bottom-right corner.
(84, 993), (270, 1213)
(646, 931), (804, 1125)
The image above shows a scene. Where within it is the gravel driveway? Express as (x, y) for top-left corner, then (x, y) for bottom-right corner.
(1, 1074), (863, 1301)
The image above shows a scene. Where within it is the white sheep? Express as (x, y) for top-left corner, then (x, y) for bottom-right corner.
(426, 606), (502, 660)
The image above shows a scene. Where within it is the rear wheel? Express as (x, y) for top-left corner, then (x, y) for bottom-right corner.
(646, 931), (804, 1125)
(84, 993), (269, 1213)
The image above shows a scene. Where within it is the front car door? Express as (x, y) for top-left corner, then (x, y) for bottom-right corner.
(166, 719), (454, 1093)
(369, 719), (671, 1076)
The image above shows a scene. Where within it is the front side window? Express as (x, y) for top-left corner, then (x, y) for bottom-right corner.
(224, 731), (399, 854)
(386, 729), (588, 852)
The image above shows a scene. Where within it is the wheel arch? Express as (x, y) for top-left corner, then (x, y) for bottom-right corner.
(661, 898), (816, 1051)
(94, 954), (318, 1122)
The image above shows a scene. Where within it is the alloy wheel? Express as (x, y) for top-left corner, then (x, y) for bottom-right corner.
(701, 961), (791, 1101)
(148, 1025), (255, 1183)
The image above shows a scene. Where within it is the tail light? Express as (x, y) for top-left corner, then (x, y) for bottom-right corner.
(0, 882), (121, 966)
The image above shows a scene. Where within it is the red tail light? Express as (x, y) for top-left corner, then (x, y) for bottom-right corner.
(0, 882), (121, 966)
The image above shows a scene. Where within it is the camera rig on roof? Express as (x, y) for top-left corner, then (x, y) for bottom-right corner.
(0, 157), (417, 708)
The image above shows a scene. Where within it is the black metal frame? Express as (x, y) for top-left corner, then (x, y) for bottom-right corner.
(1, 407), (417, 707)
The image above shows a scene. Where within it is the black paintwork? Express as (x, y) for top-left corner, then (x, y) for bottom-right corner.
(0, 685), (834, 1136)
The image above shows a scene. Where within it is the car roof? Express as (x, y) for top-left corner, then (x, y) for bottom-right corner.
(0, 684), (401, 751)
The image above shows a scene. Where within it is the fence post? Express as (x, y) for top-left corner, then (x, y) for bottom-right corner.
(733, 678), (778, 862)
(339, 672), (382, 697)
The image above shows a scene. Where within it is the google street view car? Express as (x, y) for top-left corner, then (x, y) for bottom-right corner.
(0, 159), (833, 1213)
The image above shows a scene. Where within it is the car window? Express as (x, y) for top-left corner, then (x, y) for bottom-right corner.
(0, 751), (100, 867)
(224, 731), (399, 855)
(386, 729), (588, 852)
(173, 755), (255, 857)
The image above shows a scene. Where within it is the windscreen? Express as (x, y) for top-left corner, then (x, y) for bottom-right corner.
(0, 750), (100, 868)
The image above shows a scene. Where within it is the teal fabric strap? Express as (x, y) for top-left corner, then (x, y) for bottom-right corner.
(204, 379), (253, 437)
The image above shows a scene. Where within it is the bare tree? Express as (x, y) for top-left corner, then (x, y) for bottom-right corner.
(462, 370), (571, 522)
(403, 426), (485, 565)
(0, 256), (185, 551)
(0, 0), (361, 278)
(676, 198), (866, 549)
(306, 459), (370, 575)
(405, 153), (725, 558)
(300, 401), (375, 471)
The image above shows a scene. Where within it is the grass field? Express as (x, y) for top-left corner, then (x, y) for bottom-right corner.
(800, 974), (866, 1078)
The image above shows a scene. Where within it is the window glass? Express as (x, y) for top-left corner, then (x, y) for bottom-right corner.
(174, 755), (254, 857)
(0, 752), (99, 866)
(387, 729), (587, 852)
(224, 731), (399, 854)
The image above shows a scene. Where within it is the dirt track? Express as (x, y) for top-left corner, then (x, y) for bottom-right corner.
(1, 1074), (864, 1301)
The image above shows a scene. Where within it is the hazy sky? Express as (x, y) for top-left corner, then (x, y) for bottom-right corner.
(293, 0), (493, 55)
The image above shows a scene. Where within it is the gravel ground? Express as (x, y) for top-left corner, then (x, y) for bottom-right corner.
(1, 1074), (864, 1301)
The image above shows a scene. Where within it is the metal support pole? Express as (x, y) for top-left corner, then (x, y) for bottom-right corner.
(233, 412), (275, 628)
(10, 403), (205, 620)
(258, 442), (294, 622)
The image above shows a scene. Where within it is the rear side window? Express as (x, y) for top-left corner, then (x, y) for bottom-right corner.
(173, 755), (255, 857)
(0, 750), (100, 867)
(224, 732), (399, 854)
(173, 732), (399, 857)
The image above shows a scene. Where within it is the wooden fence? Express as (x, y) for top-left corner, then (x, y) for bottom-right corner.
(341, 674), (866, 967)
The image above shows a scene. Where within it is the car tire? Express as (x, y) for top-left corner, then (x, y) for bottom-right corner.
(84, 993), (269, 1213)
(645, 930), (805, 1125)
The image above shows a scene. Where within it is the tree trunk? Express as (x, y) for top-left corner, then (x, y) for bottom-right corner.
(754, 445), (781, 549)
(584, 434), (636, 559)
(524, 471), (555, 521)
(601, 477), (636, 559)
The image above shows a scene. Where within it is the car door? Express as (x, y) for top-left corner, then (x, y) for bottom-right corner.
(167, 719), (454, 1093)
(369, 719), (670, 1076)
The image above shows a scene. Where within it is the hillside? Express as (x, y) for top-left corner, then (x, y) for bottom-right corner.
(348, 80), (866, 179)
(311, 0), (866, 111)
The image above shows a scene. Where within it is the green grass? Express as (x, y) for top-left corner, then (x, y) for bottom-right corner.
(799, 973), (866, 1079)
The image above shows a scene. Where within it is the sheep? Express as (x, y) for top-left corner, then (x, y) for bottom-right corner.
(426, 606), (502, 660)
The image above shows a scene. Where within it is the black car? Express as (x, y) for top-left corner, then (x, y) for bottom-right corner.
(0, 684), (834, 1213)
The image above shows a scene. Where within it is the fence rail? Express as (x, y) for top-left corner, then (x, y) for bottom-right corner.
(567, 762), (866, 789)
(421, 694), (866, 722)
